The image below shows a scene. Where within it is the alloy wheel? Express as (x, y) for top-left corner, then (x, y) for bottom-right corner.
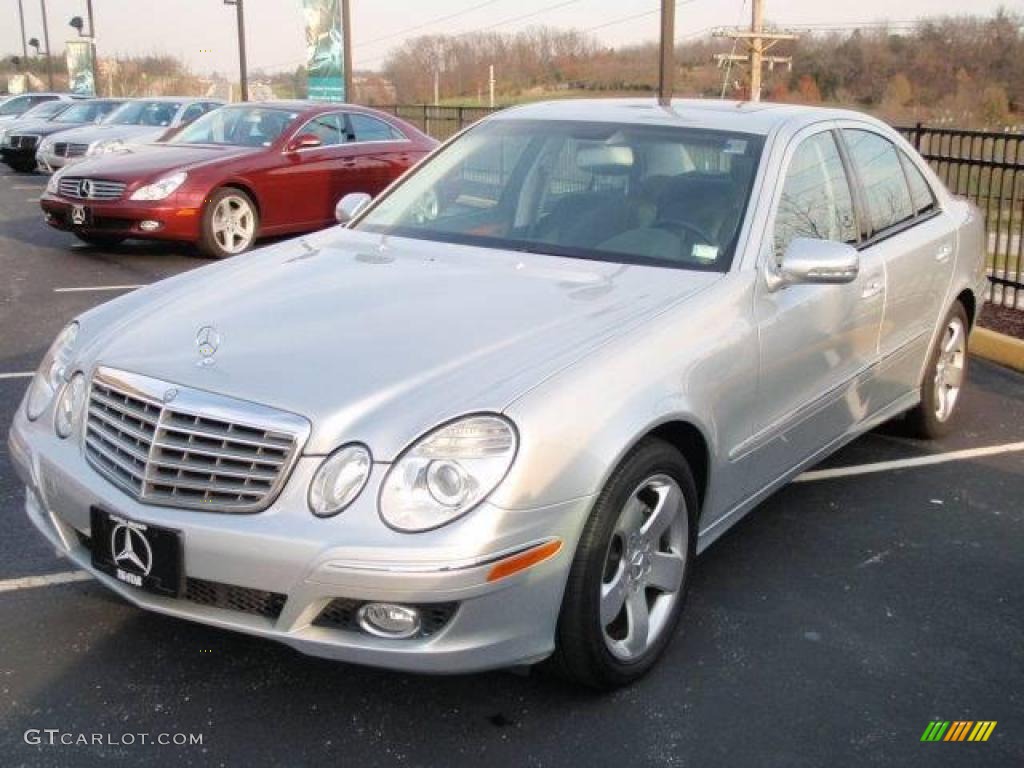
(933, 315), (966, 422)
(211, 195), (255, 254)
(600, 474), (688, 661)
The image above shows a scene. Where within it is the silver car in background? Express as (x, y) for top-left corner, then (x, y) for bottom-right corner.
(9, 99), (986, 688)
(35, 96), (222, 171)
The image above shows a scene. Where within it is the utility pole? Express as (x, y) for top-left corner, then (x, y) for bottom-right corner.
(714, 0), (796, 101)
(341, 0), (352, 101)
(40, 0), (54, 90)
(488, 64), (495, 108)
(657, 0), (675, 106)
(17, 0), (29, 63)
(224, 0), (248, 101)
(87, 0), (98, 95)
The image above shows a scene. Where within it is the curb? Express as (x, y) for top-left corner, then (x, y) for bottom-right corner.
(970, 327), (1024, 372)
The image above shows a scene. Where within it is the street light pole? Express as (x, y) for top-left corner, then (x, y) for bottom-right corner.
(17, 0), (29, 63)
(341, 0), (352, 102)
(224, 0), (248, 101)
(40, 0), (54, 90)
(657, 0), (675, 106)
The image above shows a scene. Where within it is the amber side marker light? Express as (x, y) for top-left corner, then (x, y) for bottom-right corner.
(487, 539), (563, 583)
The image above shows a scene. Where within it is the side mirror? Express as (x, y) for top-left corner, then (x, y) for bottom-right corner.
(335, 192), (371, 224)
(765, 237), (859, 292)
(287, 133), (322, 152)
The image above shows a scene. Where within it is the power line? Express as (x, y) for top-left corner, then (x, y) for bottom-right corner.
(581, 0), (699, 35)
(476, 0), (589, 34)
(355, 0), (507, 50)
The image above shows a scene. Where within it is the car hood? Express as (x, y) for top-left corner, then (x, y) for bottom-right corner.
(79, 229), (719, 457)
(64, 143), (261, 181)
(49, 123), (168, 148)
(3, 118), (61, 135)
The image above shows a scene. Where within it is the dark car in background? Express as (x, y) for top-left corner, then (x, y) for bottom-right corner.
(0, 92), (81, 126)
(39, 101), (437, 256)
(2, 99), (127, 172)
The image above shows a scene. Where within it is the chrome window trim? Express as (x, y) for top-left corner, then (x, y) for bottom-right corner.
(282, 111), (413, 155)
(83, 366), (312, 513)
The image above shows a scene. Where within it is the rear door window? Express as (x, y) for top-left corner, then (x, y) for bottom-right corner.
(348, 113), (404, 142)
(843, 129), (915, 236)
(899, 152), (937, 216)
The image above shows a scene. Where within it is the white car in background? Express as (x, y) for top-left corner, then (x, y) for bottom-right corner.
(35, 97), (223, 171)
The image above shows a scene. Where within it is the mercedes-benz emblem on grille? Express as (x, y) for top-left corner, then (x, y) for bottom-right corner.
(111, 523), (153, 576)
(195, 325), (221, 367)
(79, 179), (94, 198)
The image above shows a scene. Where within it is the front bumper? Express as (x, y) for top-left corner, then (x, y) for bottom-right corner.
(39, 192), (201, 242)
(8, 396), (589, 673)
(1, 146), (36, 167)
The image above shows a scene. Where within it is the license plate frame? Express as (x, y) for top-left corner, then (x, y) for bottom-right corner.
(90, 507), (184, 597)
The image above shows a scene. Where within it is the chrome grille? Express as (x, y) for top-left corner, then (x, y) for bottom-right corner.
(10, 134), (38, 150)
(58, 177), (126, 200)
(53, 142), (89, 158)
(84, 368), (308, 513)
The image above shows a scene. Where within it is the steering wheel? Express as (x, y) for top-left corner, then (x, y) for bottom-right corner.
(652, 218), (716, 249)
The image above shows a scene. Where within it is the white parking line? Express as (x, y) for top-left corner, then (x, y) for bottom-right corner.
(0, 372), (33, 380)
(0, 571), (92, 593)
(795, 441), (1024, 483)
(11, 184), (44, 190)
(53, 285), (145, 293)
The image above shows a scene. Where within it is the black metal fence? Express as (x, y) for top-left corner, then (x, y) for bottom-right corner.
(383, 105), (1024, 311)
(898, 124), (1024, 310)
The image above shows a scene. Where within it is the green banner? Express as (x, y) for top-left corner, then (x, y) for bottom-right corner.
(303, 0), (345, 101)
(65, 40), (96, 96)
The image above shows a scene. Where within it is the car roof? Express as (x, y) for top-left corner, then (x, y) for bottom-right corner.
(240, 100), (397, 118)
(494, 98), (885, 136)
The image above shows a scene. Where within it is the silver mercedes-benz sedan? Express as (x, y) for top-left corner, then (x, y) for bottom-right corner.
(9, 99), (986, 688)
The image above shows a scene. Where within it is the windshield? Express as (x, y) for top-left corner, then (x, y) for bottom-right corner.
(0, 96), (31, 116)
(170, 106), (298, 147)
(106, 100), (182, 126)
(53, 101), (121, 124)
(356, 119), (764, 271)
(19, 100), (68, 120)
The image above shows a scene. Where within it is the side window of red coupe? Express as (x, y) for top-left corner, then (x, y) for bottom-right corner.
(347, 113), (406, 143)
(300, 114), (346, 146)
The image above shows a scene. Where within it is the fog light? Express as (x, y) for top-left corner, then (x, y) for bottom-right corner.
(139, 220), (161, 231)
(357, 603), (421, 639)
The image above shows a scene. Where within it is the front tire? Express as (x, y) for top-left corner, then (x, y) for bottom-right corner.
(550, 438), (697, 689)
(905, 302), (970, 439)
(199, 187), (258, 258)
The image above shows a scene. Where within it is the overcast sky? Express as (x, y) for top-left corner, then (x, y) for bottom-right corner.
(2, 0), (1015, 75)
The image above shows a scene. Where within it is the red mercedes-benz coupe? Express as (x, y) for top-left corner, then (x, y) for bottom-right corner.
(39, 101), (437, 257)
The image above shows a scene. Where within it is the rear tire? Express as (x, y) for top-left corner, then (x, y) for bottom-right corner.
(73, 232), (125, 248)
(10, 159), (37, 173)
(904, 302), (970, 439)
(548, 438), (697, 689)
(199, 187), (258, 259)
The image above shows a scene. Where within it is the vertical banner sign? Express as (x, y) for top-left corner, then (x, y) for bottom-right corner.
(65, 40), (96, 96)
(303, 0), (345, 101)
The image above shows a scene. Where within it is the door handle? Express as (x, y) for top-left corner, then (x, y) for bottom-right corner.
(935, 244), (953, 262)
(861, 278), (883, 300)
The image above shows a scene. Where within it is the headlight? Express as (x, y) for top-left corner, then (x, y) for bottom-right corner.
(38, 137), (54, 154)
(380, 415), (517, 532)
(309, 444), (372, 517)
(55, 372), (87, 438)
(46, 168), (64, 194)
(26, 323), (79, 421)
(129, 171), (187, 201)
(87, 138), (126, 156)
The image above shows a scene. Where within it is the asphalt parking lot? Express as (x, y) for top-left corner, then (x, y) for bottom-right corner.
(0, 165), (1021, 768)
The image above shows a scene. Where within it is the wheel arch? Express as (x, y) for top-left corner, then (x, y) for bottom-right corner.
(955, 287), (977, 330)
(632, 418), (711, 516)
